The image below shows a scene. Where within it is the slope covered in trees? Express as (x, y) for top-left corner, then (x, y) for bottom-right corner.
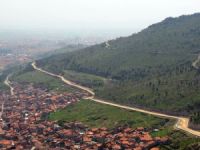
(36, 13), (200, 128)
(38, 13), (200, 80)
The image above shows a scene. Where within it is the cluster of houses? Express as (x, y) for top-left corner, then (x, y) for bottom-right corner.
(0, 83), (169, 149)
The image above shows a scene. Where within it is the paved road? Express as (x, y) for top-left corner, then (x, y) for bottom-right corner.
(31, 62), (200, 137)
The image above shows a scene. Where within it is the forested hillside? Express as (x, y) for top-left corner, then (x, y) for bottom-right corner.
(38, 13), (200, 80)
(36, 13), (200, 128)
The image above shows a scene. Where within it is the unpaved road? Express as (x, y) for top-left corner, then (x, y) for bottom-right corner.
(0, 75), (14, 121)
(192, 54), (200, 69)
(4, 75), (14, 96)
(31, 61), (200, 137)
(0, 101), (4, 121)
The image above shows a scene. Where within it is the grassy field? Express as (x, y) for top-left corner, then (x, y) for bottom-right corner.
(0, 72), (8, 91)
(63, 70), (107, 88)
(59, 63), (200, 117)
(0, 82), (7, 91)
(95, 65), (200, 116)
(49, 99), (171, 129)
(12, 70), (79, 93)
(160, 131), (200, 150)
(49, 99), (200, 149)
(52, 65), (200, 116)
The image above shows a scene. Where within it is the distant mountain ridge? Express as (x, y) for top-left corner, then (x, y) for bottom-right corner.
(38, 13), (200, 80)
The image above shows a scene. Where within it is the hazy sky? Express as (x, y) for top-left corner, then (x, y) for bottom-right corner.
(0, 0), (200, 36)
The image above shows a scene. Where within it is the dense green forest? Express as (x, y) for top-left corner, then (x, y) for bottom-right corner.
(34, 13), (200, 128)
(35, 44), (86, 59)
(38, 13), (200, 80)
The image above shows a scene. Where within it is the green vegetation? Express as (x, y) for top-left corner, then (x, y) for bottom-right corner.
(160, 131), (200, 150)
(36, 44), (86, 59)
(0, 70), (10, 91)
(49, 100), (200, 149)
(151, 127), (173, 138)
(44, 62), (200, 116)
(95, 63), (200, 115)
(190, 112), (200, 130)
(38, 13), (200, 80)
(10, 13), (200, 148)
(37, 13), (200, 127)
(12, 68), (78, 93)
(191, 112), (200, 124)
(151, 127), (200, 149)
(49, 99), (170, 129)
(0, 75), (5, 90)
(0, 81), (7, 91)
(63, 70), (106, 88)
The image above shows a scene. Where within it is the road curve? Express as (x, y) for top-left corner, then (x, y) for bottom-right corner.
(4, 75), (14, 96)
(192, 54), (200, 69)
(0, 75), (14, 121)
(32, 62), (200, 137)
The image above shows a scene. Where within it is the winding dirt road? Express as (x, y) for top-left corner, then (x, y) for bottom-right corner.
(0, 75), (14, 122)
(4, 75), (14, 96)
(30, 62), (200, 137)
(192, 54), (200, 69)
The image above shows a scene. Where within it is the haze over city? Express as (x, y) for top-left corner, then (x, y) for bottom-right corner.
(0, 0), (200, 36)
(1, 1), (200, 149)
